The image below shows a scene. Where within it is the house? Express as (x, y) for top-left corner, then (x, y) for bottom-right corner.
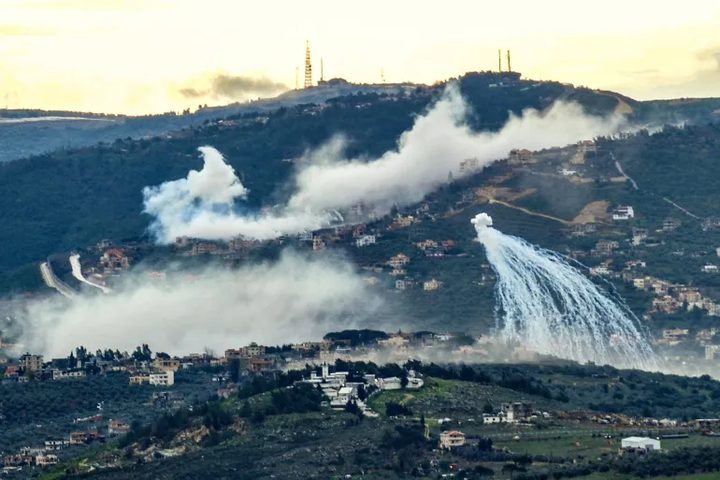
(100, 248), (131, 270)
(416, 240), (439, 251)
(19, 353), (43, 373)
(129, 374), (150, 385)
(248, 358), (273, 373)
(392, 215), (415, 228)
(52, 369), (86, 380)
(387, 253), (410, 269)
(108, 420), (131, 435)
(312, 237), (326, 251)
(153, 357), (181, 372)
(3, 454), (32, 467)
(702, 264), (719, 274)
(69, 431), (90, 445)
(631, 229), (648, 246)
(4, 364), (20, 378)
(35, 454), (59, 467)
(459, 158), (479, 174)
(662, 328), (689, 343)
(423, 279), (442, 291)
(330, 386), (357, 410)
(44, 440), (68, 451)
(355, 235), (376, 247)
(590, 265), (611, 276)
(593, 240), (619, 256)
(225, 343), (266, 360)
(613, 206), (635, 220)
(297, 231), (313, 242)
(376, 377), (402, 390)
(439, 430), (466, 449)
(501, 402), (533, 423)
(482, 414), (503, 424)
(508, 149), (534, 164)
(621, 436), (661, 451)
(149, 370), (175, 386)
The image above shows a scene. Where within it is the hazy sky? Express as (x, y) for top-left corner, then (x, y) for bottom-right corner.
(1, 0), (719, 114)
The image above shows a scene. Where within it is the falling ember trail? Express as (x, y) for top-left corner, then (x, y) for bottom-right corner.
(472, 213), (658, 370)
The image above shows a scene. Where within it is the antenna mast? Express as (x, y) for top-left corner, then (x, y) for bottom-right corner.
(506, 50), (512, 72)
(304, 41), (313, 88)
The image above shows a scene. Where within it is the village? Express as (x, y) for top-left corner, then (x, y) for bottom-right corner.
(5, 323), (720, 475)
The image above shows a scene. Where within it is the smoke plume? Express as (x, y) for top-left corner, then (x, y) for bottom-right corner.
(19, 251), (380, 358)
(179, 74), (288, 100)
(145, 84), (627, 243)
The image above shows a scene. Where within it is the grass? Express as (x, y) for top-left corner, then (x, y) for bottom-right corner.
(366, 377), (562, 420)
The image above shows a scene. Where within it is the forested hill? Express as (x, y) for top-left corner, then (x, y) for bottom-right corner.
(0, 71), (719, 292)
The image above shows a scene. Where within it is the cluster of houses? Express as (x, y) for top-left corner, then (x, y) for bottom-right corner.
(1, 351), (186, 385)
(2, 417), (130, 473)
(297, 362), (424, 415)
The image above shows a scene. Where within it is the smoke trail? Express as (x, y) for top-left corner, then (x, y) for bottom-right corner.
(69, 254), (111, 294)
(19, 251), (380, 358)
(144, 84), (627, 243)
(472, 213), (658, 370)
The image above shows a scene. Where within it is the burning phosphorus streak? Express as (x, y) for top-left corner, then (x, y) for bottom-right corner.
(471, 213), (658, 370)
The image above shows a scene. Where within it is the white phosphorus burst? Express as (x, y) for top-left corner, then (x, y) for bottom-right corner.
(472, 213), (658, 370)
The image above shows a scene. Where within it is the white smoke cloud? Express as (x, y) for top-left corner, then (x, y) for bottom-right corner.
(19, 251), (380, 358)
(144, 84), (627, 243)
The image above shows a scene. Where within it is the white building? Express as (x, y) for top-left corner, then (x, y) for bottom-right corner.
(355, 235), (377, 248)
(621, 436), (661, 451)
(613, 206), (635, 221)
(376, 377), (402, 390)
(481, 414), (503, 424)
(149, 370), (175, 386)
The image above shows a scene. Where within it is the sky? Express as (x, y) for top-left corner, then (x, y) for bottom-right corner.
(1, 0), (719, 114)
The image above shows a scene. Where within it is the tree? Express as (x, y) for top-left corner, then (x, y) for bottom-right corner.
(239, 401), (252, 418)
(357, 384), (368, 401)
(229, 359), (241, 383)
(400, 372), (409, 389)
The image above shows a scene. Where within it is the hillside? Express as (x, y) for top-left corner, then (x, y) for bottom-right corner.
(0, 71), (605, 291)
(21, 361), (720, 480)
(0, 71), (719, 342)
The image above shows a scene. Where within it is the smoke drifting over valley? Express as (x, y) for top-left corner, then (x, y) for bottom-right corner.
(145, 84), (627, 243)
(19, 252), (379, 358)
(179, 74), (288, 100)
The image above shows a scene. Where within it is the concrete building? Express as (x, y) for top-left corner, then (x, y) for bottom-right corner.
(149, 370), (175, 386)
(621, 436), (661, 451)
(20, 353), (44, 373)
(613, 206), (635, 221)
(439, 430), (466, 449)
(355, 235), (376, 247)
(423, 279), (442, 291)
(501, 402), (533, 423)
(153, 357), (181, 372)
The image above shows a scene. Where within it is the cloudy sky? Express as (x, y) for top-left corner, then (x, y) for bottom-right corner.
(1, 0), (719, 114)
